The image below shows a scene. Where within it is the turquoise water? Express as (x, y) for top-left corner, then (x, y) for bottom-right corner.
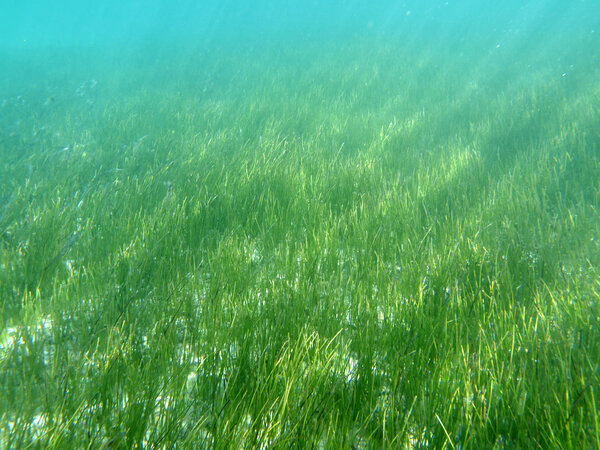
(2, 1), (598, 156)
(2, 1), (598, 61)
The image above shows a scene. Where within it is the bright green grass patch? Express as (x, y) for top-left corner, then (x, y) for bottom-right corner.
(1, 37), (599, 448)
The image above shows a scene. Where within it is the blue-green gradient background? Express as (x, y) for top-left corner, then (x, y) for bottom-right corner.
(1, 2), (598, 122)
(1, 1), (598, 59)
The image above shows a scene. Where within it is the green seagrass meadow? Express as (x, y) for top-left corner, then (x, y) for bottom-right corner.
(1, 37), (599, 448)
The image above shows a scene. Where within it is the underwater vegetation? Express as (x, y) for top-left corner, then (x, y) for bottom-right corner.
(1, 24), (600, 449)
